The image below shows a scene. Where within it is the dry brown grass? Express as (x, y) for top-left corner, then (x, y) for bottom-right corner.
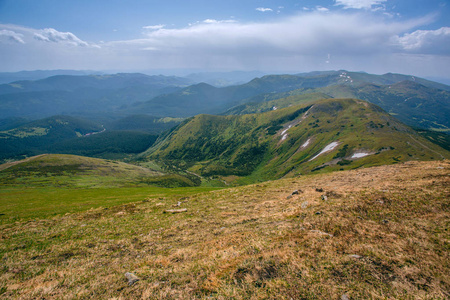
(0, 160), (449, 299)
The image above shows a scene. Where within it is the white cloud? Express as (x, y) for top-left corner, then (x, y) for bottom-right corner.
(256, 7), (273, 12)
(316, 6), (330, 12)
(335, 0), (387, 10)
(143, 24), (165, 31)
(0, 29), (25, 44)
(33, 28), (89, 46)
(393, 27), (450, 54)
(0, 13), (448, 79)
(133, 13), (430, 58)
(202, 19), (236, 24)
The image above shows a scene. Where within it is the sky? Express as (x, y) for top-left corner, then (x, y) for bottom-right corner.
(0, 0), (449, 79)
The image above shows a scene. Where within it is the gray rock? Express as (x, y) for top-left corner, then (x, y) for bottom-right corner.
(341, 294), (350, 300)
(125, 272), (140, 286)
(348, 254), (362, 259)
(321, 195), (328, 201)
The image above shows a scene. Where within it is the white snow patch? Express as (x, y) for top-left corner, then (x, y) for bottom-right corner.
(351, 152), (370, 159)
(301, 138), (311, 148)
(272, 106), (278, 110)
(281, 125), (292, 136)
(281, 134), (288, 141)
(309, 141), (339, 161)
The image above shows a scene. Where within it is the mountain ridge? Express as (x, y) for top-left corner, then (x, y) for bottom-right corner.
(144, 98), (449, 184)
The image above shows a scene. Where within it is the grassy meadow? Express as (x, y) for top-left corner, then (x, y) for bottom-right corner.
(0, 159), (448, 299)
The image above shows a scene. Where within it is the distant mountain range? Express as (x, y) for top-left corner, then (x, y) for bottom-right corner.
(0, 70), (449, 165)
(0, 73), (193, 119)
(0, 70), (103, 84)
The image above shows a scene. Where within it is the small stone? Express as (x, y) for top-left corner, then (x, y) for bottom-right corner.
(315, 211), (322, 215)
(164, 208), (187, 213)
(341, 293), (350, 300)
(382, 219), (389, 224)
(310, 230), (333, 237)
(125, 272), (140, 286)
(315, 188), (323, 192)
(321, 195), (328, 201)
(348, 254), (362, 259)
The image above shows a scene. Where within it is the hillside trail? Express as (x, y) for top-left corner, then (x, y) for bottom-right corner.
(0, 154), (47, 172)
(408, 134), (445, 160)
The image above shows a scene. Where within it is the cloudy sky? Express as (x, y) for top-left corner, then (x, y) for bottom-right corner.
(0, 0), (449, 79)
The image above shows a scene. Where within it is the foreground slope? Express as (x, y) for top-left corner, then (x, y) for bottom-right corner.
(145, 98), (449, 183)
(0, 160), (448, 299)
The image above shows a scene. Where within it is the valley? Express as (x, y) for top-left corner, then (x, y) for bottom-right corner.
(0, 70), (449, 299)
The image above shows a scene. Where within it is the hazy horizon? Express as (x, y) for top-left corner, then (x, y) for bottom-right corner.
(1, 0), (449, 80)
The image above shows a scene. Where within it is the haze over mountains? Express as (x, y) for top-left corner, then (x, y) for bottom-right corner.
(1, 69), (448, 185)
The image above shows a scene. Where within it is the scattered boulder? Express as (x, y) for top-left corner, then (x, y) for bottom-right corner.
(325, 191), (342, 198)
(287, 190), (303, 199)
(321, 195), (328, 201)
(125, 272), (140, 286)
(315, 188), (324, 192)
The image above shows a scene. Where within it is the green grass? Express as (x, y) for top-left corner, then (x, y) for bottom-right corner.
(0, 186), (220, 225)
(0, 160), (448, 299)
(145, 98), (450, 184)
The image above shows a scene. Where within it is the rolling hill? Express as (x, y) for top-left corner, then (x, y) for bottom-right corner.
(145, 98), (449, 184)
(0, 154), (163, 188)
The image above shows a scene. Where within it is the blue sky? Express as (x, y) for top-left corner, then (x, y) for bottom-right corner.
(0, 0), (449, 79)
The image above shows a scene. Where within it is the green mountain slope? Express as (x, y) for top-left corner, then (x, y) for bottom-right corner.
(325, 81), (450, 131)
(0, 154), (163, 188)
(228, 81), (450, 132)
(106, 115), (183, 134)
(145, 98), (449, 184)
